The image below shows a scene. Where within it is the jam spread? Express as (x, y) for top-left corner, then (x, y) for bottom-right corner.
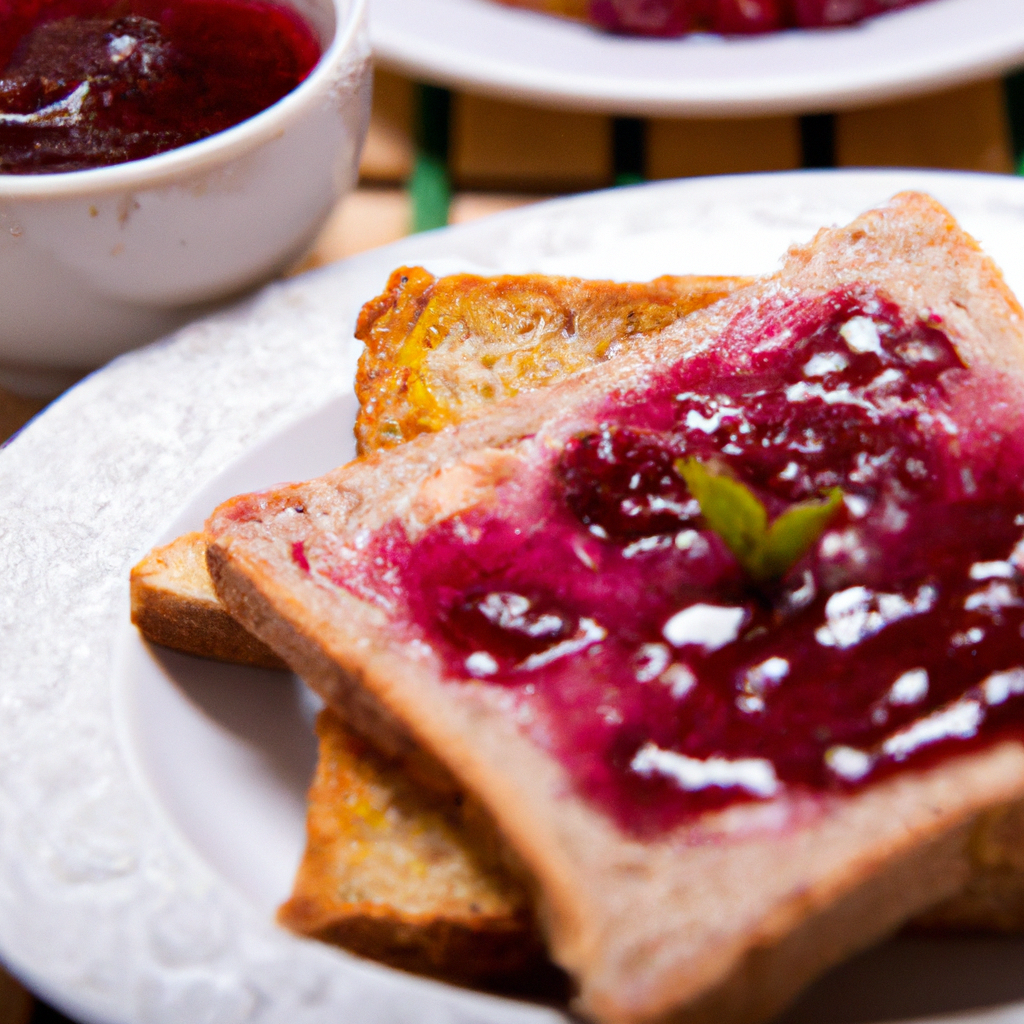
(324, 285), (1024, 835)
(521, 0), (930, 37)
(0, 0), (320, 173)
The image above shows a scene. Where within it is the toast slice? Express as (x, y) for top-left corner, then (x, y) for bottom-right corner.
(278, 708), (553, 984)
(206, 193), (1024, 1024)
(353, 269), (748, 454)
(130, 532), (286, 669)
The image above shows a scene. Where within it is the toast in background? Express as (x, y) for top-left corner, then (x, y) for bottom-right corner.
(131, 532), (286, 669)
(279, 709), (555, 986)
(354, 267), (749, 454)
(206, 194), (1024, 1024)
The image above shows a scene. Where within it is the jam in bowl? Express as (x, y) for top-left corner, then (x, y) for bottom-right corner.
(0, 0), (370, 394)
(0, 0), (322, 173)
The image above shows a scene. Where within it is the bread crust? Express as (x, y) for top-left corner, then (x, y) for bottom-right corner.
(207, 193), (1024, 1024)
(278, 709), (550, 983)
(130, 532), (286, 669)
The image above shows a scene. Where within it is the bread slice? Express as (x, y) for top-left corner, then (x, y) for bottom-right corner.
(354, 268), (748, 454)
(206, 192), (1024, 1024)
(278, 708), (554, 984)
(130, 532), (286, 669)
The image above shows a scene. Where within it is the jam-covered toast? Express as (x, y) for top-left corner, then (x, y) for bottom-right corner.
(206, 193), (1024, 1024)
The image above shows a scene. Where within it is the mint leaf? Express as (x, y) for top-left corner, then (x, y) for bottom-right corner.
(675, 458), (842, 582)
(761, 488), (844, 581)
(676, 458), (767, 570)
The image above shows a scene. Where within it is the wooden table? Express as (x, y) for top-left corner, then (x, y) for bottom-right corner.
(3, 62), (1024, 1023)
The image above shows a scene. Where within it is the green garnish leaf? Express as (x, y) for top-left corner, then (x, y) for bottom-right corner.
(676, 458), (768, 572)
(675, 458), (843, 583)
(761, 488), (844, 580)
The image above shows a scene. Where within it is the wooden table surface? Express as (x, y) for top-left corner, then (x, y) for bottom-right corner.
(3, 60), (1024, 1023)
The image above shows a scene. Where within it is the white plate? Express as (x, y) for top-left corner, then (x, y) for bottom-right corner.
(6, 169), (1024, 1024)
(370, 0), (1024, 116)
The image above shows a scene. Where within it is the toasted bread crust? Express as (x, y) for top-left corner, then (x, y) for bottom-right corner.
(278, 710), (548, 982)
(130, 532), (286, 669)
(207, 194), (1024, 1023)
(353, 268), (748, 454)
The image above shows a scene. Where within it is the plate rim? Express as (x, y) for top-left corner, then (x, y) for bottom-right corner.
(369, 0), (1024, 116)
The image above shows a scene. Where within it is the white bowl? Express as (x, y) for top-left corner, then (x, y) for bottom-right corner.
(0, 0), (371, 395)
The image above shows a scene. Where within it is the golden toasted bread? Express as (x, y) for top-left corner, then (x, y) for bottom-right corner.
(130, 532), (286, 669)
(279, 709), (551, 983)
(353, 268), (749, 454)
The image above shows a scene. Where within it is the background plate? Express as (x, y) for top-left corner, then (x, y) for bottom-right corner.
(6, 170), (1024, 1023)
(370, 0), (1024, 116)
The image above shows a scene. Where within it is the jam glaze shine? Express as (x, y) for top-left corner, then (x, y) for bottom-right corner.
(323, 285), (1024, 836)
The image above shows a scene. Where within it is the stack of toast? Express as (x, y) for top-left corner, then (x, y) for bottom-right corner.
(133, 193), (1024, 1023)
(131, 264), (749, 982)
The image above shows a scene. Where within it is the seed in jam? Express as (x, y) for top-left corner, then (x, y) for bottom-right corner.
(559, 428), (701, 540)
(0, 0), (321, 173)
(323, 284), (1024, 836)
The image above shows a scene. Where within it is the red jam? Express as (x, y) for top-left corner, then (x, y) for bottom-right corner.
(325, 285), (1024, 835)
(0, 0), (321, 173)
(584, 0), (929, 36)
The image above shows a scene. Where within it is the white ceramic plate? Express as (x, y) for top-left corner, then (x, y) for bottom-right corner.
(370, 0), (1024, 116)
(6, 169), (1024, 1024)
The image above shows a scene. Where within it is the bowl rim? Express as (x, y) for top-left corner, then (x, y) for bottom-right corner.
(0, 0), (367, 199)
